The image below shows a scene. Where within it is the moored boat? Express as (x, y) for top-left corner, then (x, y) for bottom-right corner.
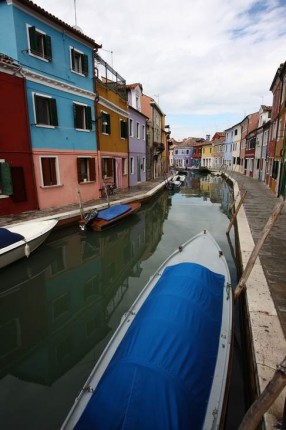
(0, 219), (58, 269)
(61, 230), (233, 430)
(79, 202), (141, 231)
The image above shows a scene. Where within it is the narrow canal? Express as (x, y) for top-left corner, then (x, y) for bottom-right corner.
(0, 172), (247, 429)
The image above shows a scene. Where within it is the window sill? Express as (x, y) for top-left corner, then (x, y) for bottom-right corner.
(35, 124), (56, 129)
(40, 184), (63, 189)
(75, 128), (91, 133)
(71, 69), (88, 78)
(29, 52), (51, 62)
(80, 180), (95, 184)
(0, 195), (9, 199)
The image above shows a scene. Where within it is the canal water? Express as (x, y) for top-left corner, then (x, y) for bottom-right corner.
(0, 172), (246, 429)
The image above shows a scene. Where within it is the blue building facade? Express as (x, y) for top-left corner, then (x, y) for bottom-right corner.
(0, 0), (102, 208)
(173, 145), (194, 169)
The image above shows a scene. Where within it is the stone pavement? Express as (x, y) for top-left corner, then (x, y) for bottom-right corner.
(0, 177), (166, 227)
(229, 171), (286, 338)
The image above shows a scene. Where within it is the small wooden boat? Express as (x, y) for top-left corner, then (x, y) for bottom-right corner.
(80, 202), (141, 231)
(0, 219), (58, 269)
(61, 230), (232, 430)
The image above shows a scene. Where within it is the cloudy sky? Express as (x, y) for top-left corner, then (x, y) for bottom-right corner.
(33, 0), (286, 140)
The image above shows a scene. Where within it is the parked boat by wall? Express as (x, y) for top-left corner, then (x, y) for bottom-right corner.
(0, 220), (58, 269)
(61, 230), (233, 430)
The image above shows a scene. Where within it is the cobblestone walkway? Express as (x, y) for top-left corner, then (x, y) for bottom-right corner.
(230, 172), (286, 337)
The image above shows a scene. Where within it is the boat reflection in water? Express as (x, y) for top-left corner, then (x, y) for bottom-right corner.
(0, 175), (240, 430)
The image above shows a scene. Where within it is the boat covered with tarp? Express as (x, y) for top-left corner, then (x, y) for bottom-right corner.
(62, 230), (232, 430)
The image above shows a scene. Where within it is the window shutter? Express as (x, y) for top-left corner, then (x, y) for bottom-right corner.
(86, 106), (92, 130)
(123, 121), (127, 138)
(71, 48), (75, 70)
(29, 26), (37, 54)
(0, 163), (13, 195)
(82, 54), (88, 76)
(73, 104), (79, 128)
(76, 158), (81, 183)
(44, 35), (52, 60)
(89, 158), (96, 181)
(107, 114), (111, 134)
(50, 99), (58, 126)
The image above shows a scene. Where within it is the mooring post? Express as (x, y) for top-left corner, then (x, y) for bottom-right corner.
(226, 190), (247, 234)
(234, 200), (284, 302)
(239, 356), (286, 430)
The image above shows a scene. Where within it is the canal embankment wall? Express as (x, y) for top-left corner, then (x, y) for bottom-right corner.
(225, 172), (286, 429)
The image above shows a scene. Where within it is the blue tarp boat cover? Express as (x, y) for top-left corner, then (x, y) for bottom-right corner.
(97, 204), (131, 221)
(75, 262), (225, 430)
(0, 228), (24, 249)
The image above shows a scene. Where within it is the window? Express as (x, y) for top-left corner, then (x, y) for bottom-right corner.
(0, 162), (13, 196)
(70, 48), (88, 76)
(136, 122), (140, 139)
(102, 158), (114, 178)
(101, 112), (111, 134)
(142, 157), (146, 172)
(129, 119), (134, 137)
(235, 129), (238, 135)
(142, 124), (145, 140)
(77, 158), (95, 183)
(41, 157), (59, 186)
(122, 158), (128, 175)
(130, 157), (134, 174)
(28, 26), (52, 61)
(34, 94), (58, 126)
(120, 120), (127, 138)
(73, 103), (92, 130)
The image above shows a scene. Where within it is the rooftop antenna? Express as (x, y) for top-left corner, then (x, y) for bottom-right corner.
(74, 0), (77, 27)
(101, 48), (114, 69)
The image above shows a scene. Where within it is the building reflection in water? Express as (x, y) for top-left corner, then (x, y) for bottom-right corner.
(0, 192), (170, 386)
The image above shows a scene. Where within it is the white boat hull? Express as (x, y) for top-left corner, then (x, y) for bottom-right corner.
(0, 220), (58, 269)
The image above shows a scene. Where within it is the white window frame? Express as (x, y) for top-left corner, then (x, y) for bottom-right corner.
(70, 47), (87, 76)
(26, 25), (50, 62)
(39, 155), (61, 187)
(142, 124), (145, 140)
(129, 118), (134, 137)
(136, 122), (140, 139)
(130, 157), (134, 175)
(74, 101), (91, 132)
(142, 157), (146, 172)
(32, 92), (56, 128)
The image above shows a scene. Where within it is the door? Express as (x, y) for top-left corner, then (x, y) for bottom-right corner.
(137, 156), (141, 182)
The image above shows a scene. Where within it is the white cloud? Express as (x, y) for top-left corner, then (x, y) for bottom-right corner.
(32, 0), (286, 139)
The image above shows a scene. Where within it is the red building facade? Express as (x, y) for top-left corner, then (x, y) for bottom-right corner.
(0, 57), (38, 215)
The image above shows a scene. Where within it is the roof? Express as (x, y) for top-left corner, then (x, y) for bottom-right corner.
(126, 83), (143, 92)
(4, 0), (101, 49)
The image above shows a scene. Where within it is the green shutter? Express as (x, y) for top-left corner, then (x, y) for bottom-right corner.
(0, 163), (13, 195)
(86, 106), (92, 130)
(44, 35), (52, 60)
(49, 99), (58, 126)
(107, 114), (111, 134)
(29, 26), (37, 54)
(82, 54), (88, 76)
(71, 48), (75, 70)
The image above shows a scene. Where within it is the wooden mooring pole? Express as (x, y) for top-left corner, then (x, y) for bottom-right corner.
(77, 189), (85, 221)
(234, 200), (284, 302)
(239, 356), (286, 430)
(226, 190), (247, 234)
